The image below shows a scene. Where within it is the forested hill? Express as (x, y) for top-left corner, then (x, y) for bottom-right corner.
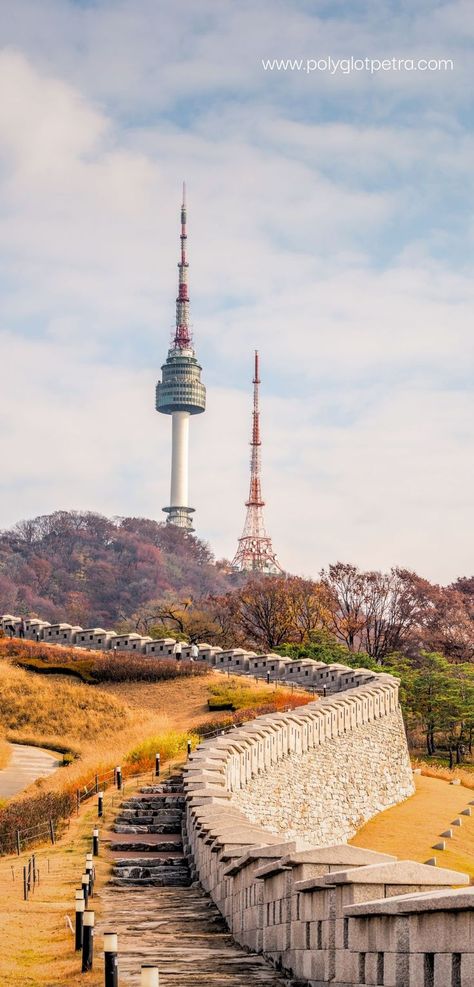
(0, 511), (237, 626)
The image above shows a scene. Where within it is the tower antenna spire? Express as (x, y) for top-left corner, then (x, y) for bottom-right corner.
(174, 180), (190, 349)
(232, 351), (282, 574)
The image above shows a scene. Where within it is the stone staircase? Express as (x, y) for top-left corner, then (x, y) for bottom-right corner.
(98, 772), (293, 984)
(110, 774), (191, 888)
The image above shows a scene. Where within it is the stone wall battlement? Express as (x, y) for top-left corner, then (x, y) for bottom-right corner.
(183, 680), (474, 986)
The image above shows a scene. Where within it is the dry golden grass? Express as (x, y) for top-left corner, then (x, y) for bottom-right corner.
(1, 662), (130, 745)
(100, 671), (305, 729)
(351, 774), (474, 877)
(414, 758), (474, 791)
(0, 782), (133, 986)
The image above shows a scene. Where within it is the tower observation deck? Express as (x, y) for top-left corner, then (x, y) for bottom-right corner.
(155, 185), (206, 531)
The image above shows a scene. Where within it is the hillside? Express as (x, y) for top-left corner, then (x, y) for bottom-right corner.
(0, 511), (240, 627)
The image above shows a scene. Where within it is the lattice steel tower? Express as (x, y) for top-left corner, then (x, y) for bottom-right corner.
(155, 185), (206, 531)
(232, 351), (282, 574)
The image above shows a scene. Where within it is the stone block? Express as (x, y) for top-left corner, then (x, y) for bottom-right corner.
(433, 952), (452, 987)
(440, 829), (453, 838)
(461, 953), (474, 984)
(450, 778), (461, 785)
(432, 841), (446, 851)
(381, 951), (399, 987)
(451, 818), (462, 826)
(461, 807), (472, 816)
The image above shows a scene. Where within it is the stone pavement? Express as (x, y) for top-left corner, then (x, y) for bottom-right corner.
(0, 743), (61, 798)
(97, 774), (292, 985)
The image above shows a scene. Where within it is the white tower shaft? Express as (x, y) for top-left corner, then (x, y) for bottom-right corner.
(170, 410), (190, 507)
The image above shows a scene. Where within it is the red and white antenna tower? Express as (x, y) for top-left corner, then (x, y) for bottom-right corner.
(232, 351), (282, 574)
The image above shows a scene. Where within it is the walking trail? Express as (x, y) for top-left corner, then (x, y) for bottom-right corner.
(0, 743), (61, 799)
(97, 774), (291, 985)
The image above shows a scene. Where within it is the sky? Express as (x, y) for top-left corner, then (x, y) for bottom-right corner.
(0, 0), (473, 584)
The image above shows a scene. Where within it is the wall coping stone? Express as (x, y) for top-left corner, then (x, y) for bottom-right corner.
(254, 845), (397, 878)
(344, 886), (474, 916)
(319, 860), (469, 886)
(223, 841), (303, 877)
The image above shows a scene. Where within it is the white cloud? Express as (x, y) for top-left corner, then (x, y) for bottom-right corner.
(0, 12), (472, 585)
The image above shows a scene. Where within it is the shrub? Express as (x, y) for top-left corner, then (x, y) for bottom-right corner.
(1, 638), (208, 684)
(197, 696), (312, 736)
(62, 752), (76, 766)
(89, 655), (208, 683)
(208, 680), (312, 712)
(0, 789), (75, 854)
(126, 730), (199, 772)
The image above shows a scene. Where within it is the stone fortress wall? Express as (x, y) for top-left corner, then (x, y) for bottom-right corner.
(3, 612), (474, 985)
(183, 679), (474, 987)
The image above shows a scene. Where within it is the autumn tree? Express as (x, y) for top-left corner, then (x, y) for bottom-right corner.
(129, 597), (222, 644)
(216, 577), (293, 651)
(320, 563), (447, 663)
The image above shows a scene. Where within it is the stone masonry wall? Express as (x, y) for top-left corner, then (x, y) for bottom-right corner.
(183, 683), (474, 986)
(232, 706), (413, 846)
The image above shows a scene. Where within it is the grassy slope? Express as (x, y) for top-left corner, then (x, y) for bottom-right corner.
(1, 662), (129, 744)
(351, 774), (474, 877)
(0, 671), (293, 986)
(0, 784), (123, 987)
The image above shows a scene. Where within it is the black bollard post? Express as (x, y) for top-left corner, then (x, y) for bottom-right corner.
(75, 892), (85, 951)
(323, 685), (327, 697)
(93, 828), (99, 857)
(266, 671), (270, 685)
(155, 753), (160, 778)
(116, 766), (122, 791)
(81, 910), (94, 972)
(187, 739), (192, 758)
(141, 966), (159, 987)
(81, 872), (89, 908)
(98, 792), (104, 818)
(104, 932), (118, 987)
(86, 858), (94, 898)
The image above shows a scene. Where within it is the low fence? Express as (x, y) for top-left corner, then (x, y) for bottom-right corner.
(1, 763), (124, 857)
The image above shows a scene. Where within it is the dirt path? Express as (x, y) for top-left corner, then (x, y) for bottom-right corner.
(0, 743), (62, 799)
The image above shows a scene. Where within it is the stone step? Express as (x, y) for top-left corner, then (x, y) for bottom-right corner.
(111, 840), (183, 853)
(112, 863), (191, 887)
(113, 823), (182, 834)
(115, 811), (182, 823)
(110, 874), (191, 888)
(141, 785), (183, 794)
(120, 793), (186, 810)
(113, 855), (186, 869)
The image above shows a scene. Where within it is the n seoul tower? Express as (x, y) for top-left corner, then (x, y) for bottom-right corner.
(155, 185), (206, 531)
